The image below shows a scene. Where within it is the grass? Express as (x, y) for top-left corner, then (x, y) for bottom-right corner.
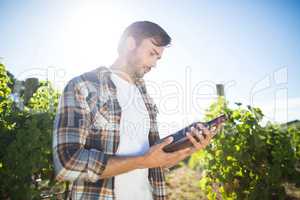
(166, 163), (300, 200)
(166, 164), (206, 200)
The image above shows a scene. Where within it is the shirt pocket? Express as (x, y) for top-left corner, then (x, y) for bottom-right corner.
(90, 100), (110, 131)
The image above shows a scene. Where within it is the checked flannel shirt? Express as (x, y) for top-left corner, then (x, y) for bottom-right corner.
(53, 66), (168, 200)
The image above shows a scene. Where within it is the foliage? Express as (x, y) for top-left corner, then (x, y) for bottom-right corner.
(0, 112), (55, 199)
(189, 97), (300, 200)
(27, 80), (60, 113)
(0, 63), (13, 124)
(289, 123), (300, 161)
(0, 63), (61, 199)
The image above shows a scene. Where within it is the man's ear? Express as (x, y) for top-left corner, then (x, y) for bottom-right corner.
(125, 36), (137, 51)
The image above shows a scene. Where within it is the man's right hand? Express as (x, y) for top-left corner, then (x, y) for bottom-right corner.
(141, 137), (193, 169)
(141, 122), (221, 169)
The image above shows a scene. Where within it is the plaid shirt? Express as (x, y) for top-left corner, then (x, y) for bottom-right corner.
(53, 66), (167, 200)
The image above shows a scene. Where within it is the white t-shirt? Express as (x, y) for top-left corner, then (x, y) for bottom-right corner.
(110, 72), (153, 200)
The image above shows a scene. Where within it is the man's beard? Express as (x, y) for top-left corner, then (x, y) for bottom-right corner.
(134, 67), (145, 79)
(127, 53), (144, 80)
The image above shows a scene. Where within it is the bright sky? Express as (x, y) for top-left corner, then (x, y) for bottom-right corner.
(1, 0), (299, 136)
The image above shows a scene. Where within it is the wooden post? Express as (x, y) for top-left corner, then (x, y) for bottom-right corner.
(216, 84), (225, 97)
(24, 78), (39, 105)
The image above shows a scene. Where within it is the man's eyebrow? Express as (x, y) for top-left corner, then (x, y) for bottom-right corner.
(150, 38), (159, 46)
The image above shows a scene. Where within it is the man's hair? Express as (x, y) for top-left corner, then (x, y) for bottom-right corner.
(118, 21), (171, 52)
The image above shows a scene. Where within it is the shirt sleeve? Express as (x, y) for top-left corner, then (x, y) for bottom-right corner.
(52, 79), (108, 182)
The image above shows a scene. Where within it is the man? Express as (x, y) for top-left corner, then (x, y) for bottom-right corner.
(53, 21), (218, 200)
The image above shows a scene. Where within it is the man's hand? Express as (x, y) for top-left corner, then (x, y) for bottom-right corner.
(141, 123), (223, 169)
(186, 123), (222, 154)
(141, 137), (193, 168)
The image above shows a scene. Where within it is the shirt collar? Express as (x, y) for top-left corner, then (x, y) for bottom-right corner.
(97, 66), (147, 93)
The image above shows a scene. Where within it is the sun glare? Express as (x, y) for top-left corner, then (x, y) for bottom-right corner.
(61, 2), (129, 73)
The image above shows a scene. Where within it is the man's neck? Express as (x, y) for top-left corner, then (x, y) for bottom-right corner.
(110, 57), (136, 84)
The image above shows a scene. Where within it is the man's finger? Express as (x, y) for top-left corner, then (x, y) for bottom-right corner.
(196, 123), (211, 137)
(196, 123), (209, 132)
(187, 131), (202, 149)
(210, 123), (223, 136)
(193, 129), (205, 142)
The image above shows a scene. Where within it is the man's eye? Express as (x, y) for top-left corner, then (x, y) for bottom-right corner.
(150, 52), (155, 56)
